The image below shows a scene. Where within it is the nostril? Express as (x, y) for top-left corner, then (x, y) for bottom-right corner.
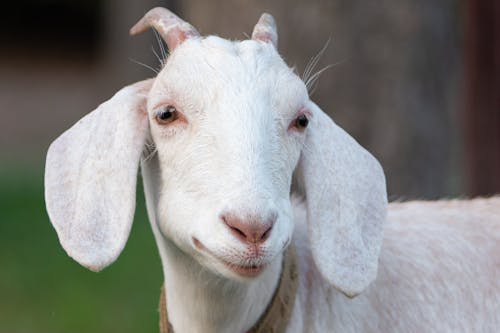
(230, 224), (247, 239)
(222, 214), (249, 243)
(260, 224), (273, 242)
(221, 212), (276, 244)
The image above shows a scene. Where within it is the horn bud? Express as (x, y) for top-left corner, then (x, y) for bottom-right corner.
(130, 7), (199, 51)
(251, 13), (278, 48)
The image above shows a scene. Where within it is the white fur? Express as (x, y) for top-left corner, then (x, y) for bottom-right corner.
(44, 9), (500, 333)
(288, 197), (500, 332)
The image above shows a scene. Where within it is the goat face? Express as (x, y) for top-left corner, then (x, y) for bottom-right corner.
(147, 37), (308, 280)
(45, 8), (386, 297)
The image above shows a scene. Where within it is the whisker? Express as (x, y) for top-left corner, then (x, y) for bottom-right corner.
(142, 140), (158, 161)
(144, 147), (158, 162)
(151, 45), (164, 68)
(129, 58), (159, 74)
(302, 38), (331, 86)
(306, 64), (332, 91)
(305, 60), (344, 95)
(303, 46), (321, 83)
(153, 29), (168, 61)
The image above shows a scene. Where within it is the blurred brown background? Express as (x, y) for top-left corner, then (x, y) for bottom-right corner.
(0, 0), (498, 331)
(0, 0), (498, 199)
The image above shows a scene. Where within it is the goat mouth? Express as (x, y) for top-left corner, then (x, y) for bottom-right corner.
(192, 237), (267, 278)
(227, 263), (267, 278)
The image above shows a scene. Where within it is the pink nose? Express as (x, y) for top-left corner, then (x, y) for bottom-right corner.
(221, 212), (276, 244)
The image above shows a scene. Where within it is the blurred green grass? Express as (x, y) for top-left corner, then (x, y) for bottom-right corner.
(0, 162), (162, 333)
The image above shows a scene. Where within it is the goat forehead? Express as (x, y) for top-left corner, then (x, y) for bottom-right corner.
(150, 37), (305, 109)
(197, 36), (283, 73)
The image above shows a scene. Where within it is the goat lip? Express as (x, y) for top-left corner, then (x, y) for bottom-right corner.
(192, 237), (267, 278)
(227, 263), (267, 278)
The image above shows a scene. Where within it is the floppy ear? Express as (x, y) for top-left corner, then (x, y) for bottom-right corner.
(44, 79), (153, 272)
(294, 102), (387, 297)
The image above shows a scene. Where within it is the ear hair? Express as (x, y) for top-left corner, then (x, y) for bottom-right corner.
(44, 79), (153, 271)
(294, 102), (387, 297)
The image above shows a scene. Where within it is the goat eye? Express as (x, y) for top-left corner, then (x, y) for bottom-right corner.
(295, 114), (309, 129)
(156, 105), (178, 124)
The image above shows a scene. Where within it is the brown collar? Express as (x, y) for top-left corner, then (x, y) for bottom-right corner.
(159, 245), (299, 333)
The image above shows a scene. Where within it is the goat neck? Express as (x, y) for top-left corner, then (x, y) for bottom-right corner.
(161, 238), (282, 332)
(141, 157), (282, 333)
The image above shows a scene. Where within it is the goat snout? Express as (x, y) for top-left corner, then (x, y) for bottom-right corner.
(221, 212), (276, 245)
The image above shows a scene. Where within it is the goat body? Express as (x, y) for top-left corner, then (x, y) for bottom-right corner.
(44, 7), (500, 332)
(289, 197), (500, 332)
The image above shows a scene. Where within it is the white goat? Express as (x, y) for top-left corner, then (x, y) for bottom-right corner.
(44, 7), (500, 333)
